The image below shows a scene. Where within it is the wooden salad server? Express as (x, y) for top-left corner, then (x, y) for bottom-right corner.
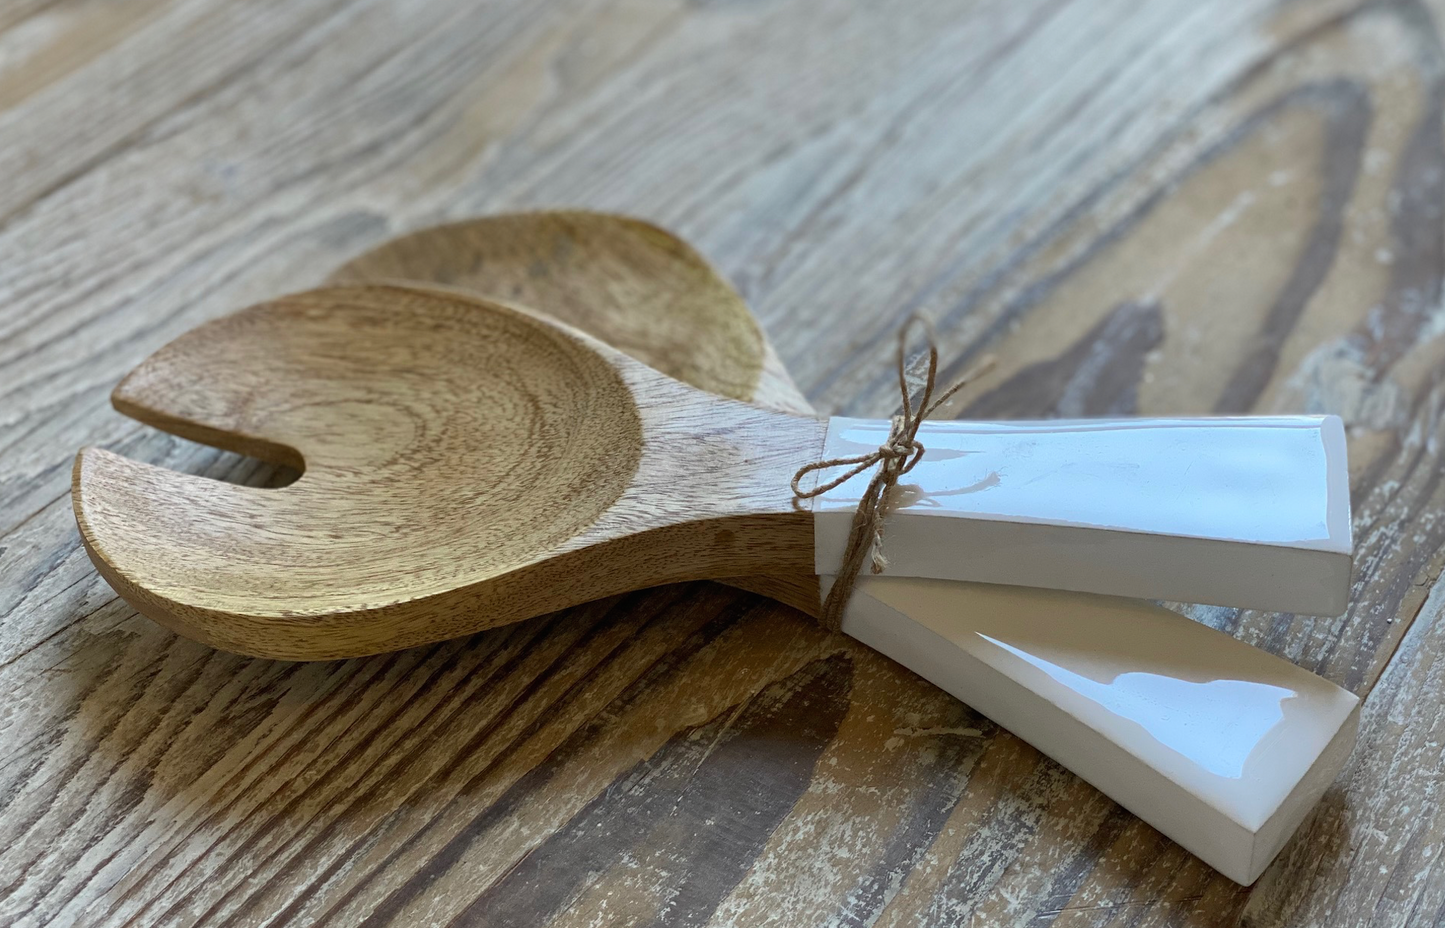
(71, 215), (1359, 884)
(315, 213), (1358, 884)
(325, 215), (1352, 622)
(75, 281), (1352, 658)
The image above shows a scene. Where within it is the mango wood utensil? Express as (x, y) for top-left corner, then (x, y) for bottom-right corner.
(72, 214), (1359, 884)
(75, 282), (1350, 660)
(321, 214), (1359, 885)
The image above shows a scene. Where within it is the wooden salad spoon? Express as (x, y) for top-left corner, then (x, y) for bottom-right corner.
(72, 215), (1359, 884)
(320, 213), (1361, 885)
(322, 212), (1353, 621)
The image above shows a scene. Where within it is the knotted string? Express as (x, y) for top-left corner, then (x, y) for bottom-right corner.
(792, 315), (993, 632)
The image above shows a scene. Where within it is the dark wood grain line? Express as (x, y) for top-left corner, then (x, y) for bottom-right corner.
(227, 587), (711, 925)
(342, 592), (769, 928)
(1359, 95), (1445, 376)
(449, 653), (854, 928)
(65, 649), (321, 920)
(962, 300), (1163, 418)
(1026, 806), (1134, 925)
(4, 638), (224, 919)
(920, 751), (1074, 925)
(939, 77), (1371, 403)
(20, 621), (418, 921)
(110, 644), (455, 926)
(829, 717), (989, 927)
(174, 606), (606, 928)
(127, 643), (428, 914)
(1212, 81), (1371, 412)
(1330, 374), (1445, 691)
(0, 575), (95, 671)
(809, 1), (1381, 406)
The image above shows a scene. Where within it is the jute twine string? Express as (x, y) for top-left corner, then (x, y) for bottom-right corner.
(792, 315), (993, 632)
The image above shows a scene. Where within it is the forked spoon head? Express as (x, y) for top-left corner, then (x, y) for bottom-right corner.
(76, 284), (661, 658)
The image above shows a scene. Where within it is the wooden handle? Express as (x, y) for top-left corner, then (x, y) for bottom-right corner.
(811, 415), (1352, 615)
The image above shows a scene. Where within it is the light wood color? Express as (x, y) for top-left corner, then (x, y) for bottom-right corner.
(76, 283), (825, 659)
(328, 211), (824, 613)
(6, 0), (1445, 925)
(327, 211), (812, 414)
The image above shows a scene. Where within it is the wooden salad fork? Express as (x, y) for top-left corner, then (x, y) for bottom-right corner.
(74, 282), (1351, 661)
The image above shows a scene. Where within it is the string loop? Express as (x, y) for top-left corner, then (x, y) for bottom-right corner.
(793, 315), (992, 632)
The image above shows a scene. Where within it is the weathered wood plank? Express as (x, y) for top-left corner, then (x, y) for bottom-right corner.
(3, 0), (1445, 924)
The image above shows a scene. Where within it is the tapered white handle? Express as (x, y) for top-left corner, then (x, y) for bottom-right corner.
(834, 575), (1359, 885)
(812, 415), (1352, 615)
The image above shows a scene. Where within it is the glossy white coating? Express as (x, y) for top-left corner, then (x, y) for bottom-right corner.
(836, 576), (1360, 885)
(813, 415), (1352, 615)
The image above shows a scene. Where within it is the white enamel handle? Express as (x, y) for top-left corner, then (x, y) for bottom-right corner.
(812, 415), (1352, 615)
(834, 576), (1359, 885)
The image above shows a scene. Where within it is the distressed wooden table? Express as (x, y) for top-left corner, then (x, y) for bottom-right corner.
(4, 0), (1445, 925)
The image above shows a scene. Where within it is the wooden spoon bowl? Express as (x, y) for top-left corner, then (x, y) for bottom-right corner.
(327, 211), (822, 613)
(106, 287), (642, 584)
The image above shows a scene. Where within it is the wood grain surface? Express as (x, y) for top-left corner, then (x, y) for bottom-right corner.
(4, 0), (1445, 925)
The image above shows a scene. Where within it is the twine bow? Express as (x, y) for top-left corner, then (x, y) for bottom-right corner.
(792, 315), (993, 632)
